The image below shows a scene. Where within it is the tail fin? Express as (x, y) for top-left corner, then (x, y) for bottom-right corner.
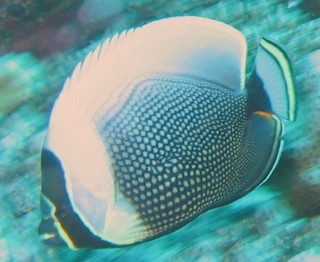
(247, 38), (296, 121)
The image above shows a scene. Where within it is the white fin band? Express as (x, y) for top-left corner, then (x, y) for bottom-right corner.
(254, 38), (296, 121)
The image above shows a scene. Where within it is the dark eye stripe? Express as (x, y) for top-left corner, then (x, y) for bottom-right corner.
(40, 149), (116, 248)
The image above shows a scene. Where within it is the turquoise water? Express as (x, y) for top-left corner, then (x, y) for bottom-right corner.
(1, 0), (320, 261)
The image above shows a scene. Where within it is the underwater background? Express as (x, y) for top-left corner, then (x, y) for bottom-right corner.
(1, 0), (320, 261)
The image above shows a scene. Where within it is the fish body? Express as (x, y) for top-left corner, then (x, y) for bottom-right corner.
(39, 16), (296, 248)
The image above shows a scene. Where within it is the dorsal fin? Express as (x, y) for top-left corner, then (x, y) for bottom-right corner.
(58, 16), (247, 106)
(50, 16), (248, 138)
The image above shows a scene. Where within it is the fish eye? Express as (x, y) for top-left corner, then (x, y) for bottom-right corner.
(55, 205), (67, 218)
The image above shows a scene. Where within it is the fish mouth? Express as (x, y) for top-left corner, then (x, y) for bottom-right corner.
(39, 194), (67, 246)
(38, 217), (67, 246)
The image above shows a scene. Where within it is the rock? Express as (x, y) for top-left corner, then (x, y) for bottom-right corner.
(77, 0), (124, 34)
(0, 52), (46, 118)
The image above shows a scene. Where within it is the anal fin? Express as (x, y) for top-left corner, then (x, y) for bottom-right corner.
(238, 113), (284, 196)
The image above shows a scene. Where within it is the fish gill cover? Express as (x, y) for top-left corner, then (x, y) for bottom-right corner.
(0, 0), (320, 261)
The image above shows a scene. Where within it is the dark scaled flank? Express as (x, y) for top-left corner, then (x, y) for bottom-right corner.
(98, 75), (246, 238)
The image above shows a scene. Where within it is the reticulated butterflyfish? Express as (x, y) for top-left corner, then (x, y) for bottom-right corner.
(38, 16), (296, 248)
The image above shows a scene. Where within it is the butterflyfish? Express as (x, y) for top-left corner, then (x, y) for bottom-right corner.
(38, 16), (296, 248)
